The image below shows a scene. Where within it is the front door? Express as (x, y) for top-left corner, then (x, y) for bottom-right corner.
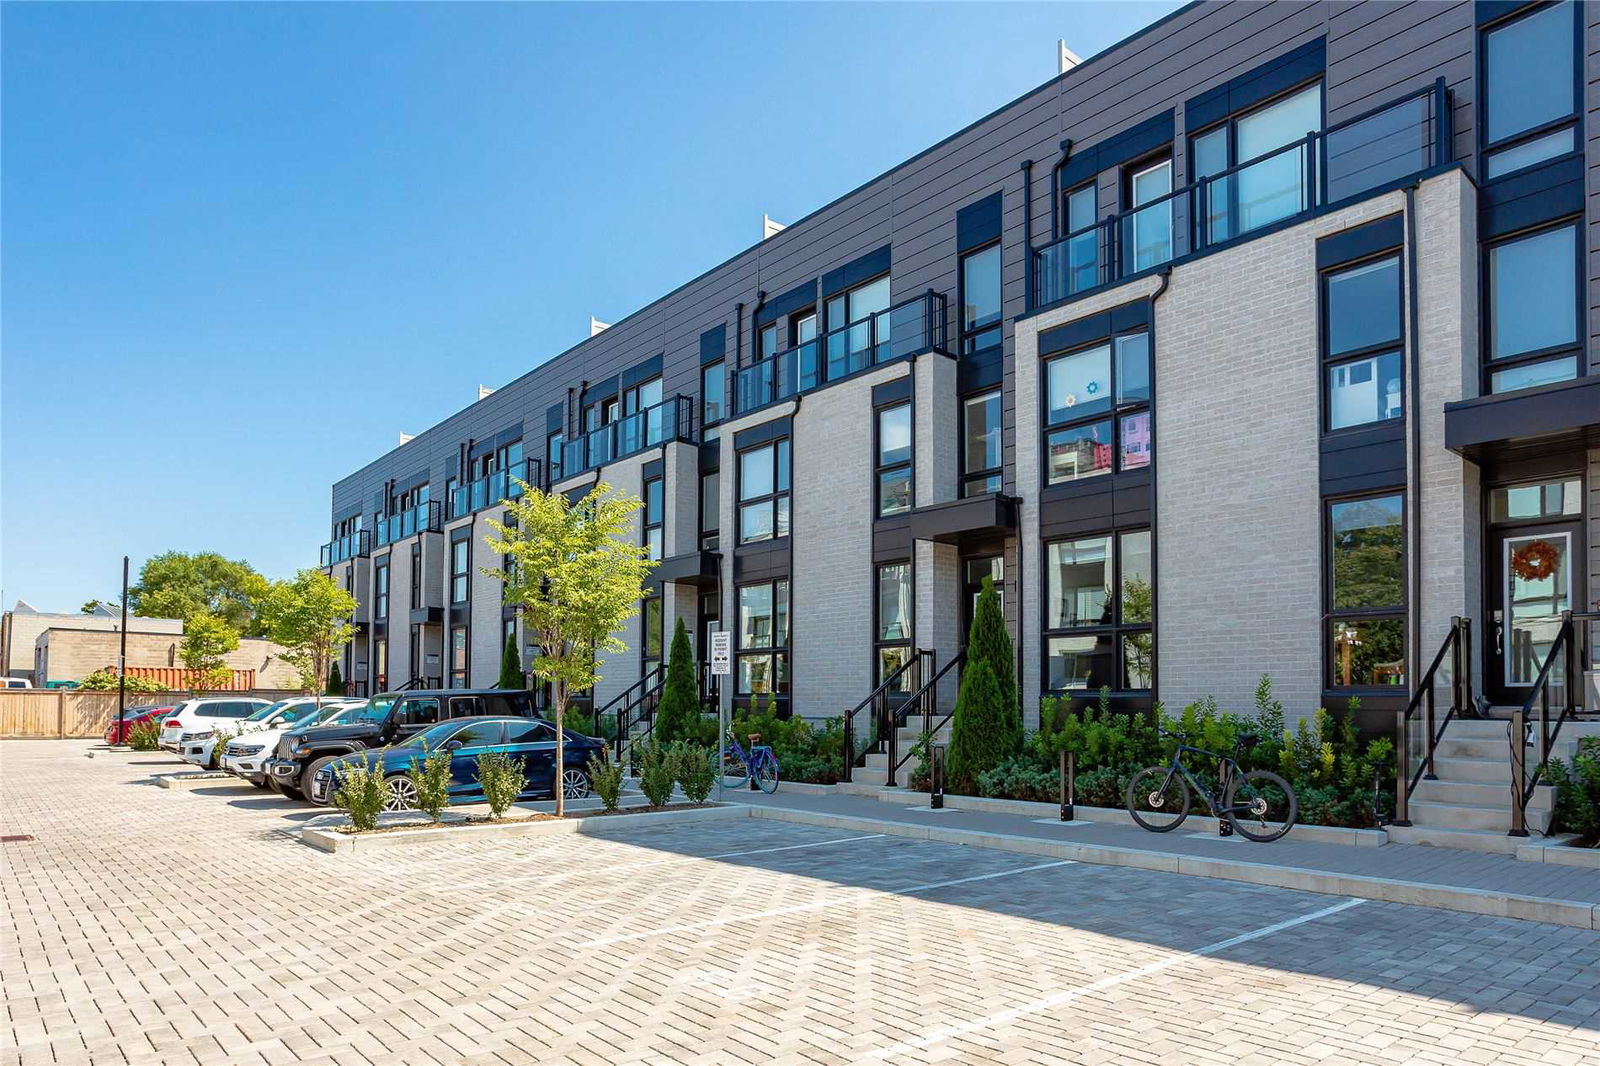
(1485, 476), (1584, 704)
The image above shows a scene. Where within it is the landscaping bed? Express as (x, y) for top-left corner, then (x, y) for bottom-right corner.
(303, 801), (742, 853)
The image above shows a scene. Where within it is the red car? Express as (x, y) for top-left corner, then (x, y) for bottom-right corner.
(105, 704), (177, 744)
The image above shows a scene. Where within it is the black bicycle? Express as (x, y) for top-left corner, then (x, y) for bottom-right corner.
(1125, 729), (1298, 842)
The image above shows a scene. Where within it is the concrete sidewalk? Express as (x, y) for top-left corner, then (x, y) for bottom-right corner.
(733, 785), (1600, 930)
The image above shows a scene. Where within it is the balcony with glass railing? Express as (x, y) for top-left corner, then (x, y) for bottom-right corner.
(447, 458), (544, 521)
(320, 528), (372, 567)
(374, 499), (444, 547)
(734, 290), (950, 415)
(1031, 79), (1451, 308)
(558, 395), (696, 480)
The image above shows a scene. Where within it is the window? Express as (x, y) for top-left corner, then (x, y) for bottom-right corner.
(449, 627), (468, 689)
(1126, 159), (1173, 271)
(546, 431), (563, 484)
(450, 538), (470, 604)
(702, 362), (725, 427)
(398, 697), (440, 727)
(962, 390), (1003, 496)
(1062, 183), (1099, 294)
(876, 562), (913, 692)
(961, 243), (1002, 355)
(643, 475), (663, 562)
(760, 323), (779, 359)
(700, 471), (720, 551)
(1192, 83), (1322, 240)
(373, 637), (387, 692)
(1487, 223), (1580, 392)
(409, 542), (422, 611)
(1483, 2), (1577, 178)
(505, 719), (557, 744)
(738, 438), (790, 544)
(375, 560), (390, 619)
(875, 402), (912, 517)
(642, 596), (663, 676)
(736, 579), (790, 698)
(1326, 494), (1406, 689)
(1043, 331), (1151, 485)
(1490, 478), (1582, 523)
(825, 275), (892, 378)
(1044, 530), (1153, 691)
(1323, 255), (1403, 430)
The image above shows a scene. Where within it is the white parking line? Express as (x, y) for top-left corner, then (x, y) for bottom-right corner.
(581, 859), (1074, 948)
(864, 897), (1367, 1060)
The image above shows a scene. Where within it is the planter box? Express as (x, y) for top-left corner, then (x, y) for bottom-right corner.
(154, 771), (243, 790)
(1516, 835), (1600, 869)
(302, 802), (748, 854)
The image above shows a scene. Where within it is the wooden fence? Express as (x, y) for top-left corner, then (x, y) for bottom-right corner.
(0, 689), (310, 739)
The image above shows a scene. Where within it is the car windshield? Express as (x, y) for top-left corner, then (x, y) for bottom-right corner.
(391, 720), (465, 751)
(319, 705), (363, 726)
(346, 695), (396, 723)
(247, 701), (290, 722)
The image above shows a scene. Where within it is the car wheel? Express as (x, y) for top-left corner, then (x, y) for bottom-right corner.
(247, 775), (269, 790)
(383, 774), (419, 811)
(560, 768), (591, 800)
(269, 775), (305, 802)
(302, 756), (341, 806)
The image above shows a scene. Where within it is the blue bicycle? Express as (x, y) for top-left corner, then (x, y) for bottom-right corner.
(721, 730), (780, 793)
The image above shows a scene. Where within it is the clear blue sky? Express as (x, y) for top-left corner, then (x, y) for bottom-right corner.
(2, 0), (1180, 612)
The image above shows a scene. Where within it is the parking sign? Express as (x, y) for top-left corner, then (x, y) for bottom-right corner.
(710, 630), (731, 676)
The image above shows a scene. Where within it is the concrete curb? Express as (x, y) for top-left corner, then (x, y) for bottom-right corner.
(154, 772), (245, 791)
(1516, 836), (1600, 870)
(303, 803), (747, 853)
(746, 803), (1600, 931)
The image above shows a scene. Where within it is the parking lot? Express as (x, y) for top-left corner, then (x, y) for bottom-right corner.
(5, 741), (1600, 1066)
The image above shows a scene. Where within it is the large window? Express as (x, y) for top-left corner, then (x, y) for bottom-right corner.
(962, 390), (1002, 496)
(546, 431), (563, 485)
(1061, 183), (1099, 294)
(373, 637), (387, 692)
(736, 579), (790, 698)
(409, 542), (422, 610)
(700, 471), (720, 551)
(1126, 158), (1173, 271)
(1487, 222), (1580, 393)
(375, 560), (390, 619)
(641, 596), (663, 678)
(449, 626), (468, 689)
(961, 243), (1002, 355)
(1323, 255), (1403, 430)
(738, 438), (790, 544)
(702, 362), (725, 428)
(1192, 82), (1322, 241)
(1326, 493), (1406, 689)
(450, 538), (470, 604)
(642, 475), (663, 562)
(875, 402), (912, 517)
(1483, 2), (1578, 179)
(1043, 330), (1151, 485)
(876, 562), (913, 692)
(1044, 530), (1153, 691)
(825, 275), (892, 378)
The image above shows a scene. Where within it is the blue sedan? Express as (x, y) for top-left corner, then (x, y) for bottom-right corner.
(312, 715), (607, 810)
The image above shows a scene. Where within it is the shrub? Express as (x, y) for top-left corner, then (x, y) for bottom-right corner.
(730, 710), (844, 785)
(497, 635), (525, 690)
(332, 755), (387, 832)
(79, 670), (163, 693)
(409, 745), (453, 823)
(674, 741), (715, 804)
(128, 718), (162, 751)
(475, 751), (525, 820)
(588, 749), (624, 811)
(906, 729), (933, 792)
(1546, 737), (1600, 843)
(564, 707), (617, 742)
(967, 575), (1020, 746)
(976, 757), (1057, 802)
(946, 660), (1011, 793)
(637, 742), (676, 807)
(653, 619), (700, 745)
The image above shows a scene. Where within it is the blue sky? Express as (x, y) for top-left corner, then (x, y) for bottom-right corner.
(2, 0), (1179, 612)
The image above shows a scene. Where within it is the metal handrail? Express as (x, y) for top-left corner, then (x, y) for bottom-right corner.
(1392, 616), (1470, 826)
(841, 648), (931, 784)
(1510, 610), (1599, 837)
(595, 665), (664, 766)
(890, 649), (968, 784)
(561, 395), (696, 476)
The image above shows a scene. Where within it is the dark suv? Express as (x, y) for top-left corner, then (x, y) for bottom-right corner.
(264, 689), (534, 802)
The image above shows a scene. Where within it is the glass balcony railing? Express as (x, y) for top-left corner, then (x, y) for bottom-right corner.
(375, 499), (443, 546)
(734, 290), (950, 415)
(448, 459), (543, 521)
(320, 528), (372, 567)
(559, 395), (695, 480)
(1031, 78), (1451, 307)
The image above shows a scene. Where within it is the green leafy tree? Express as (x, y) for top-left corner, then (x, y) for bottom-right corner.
(131, 551), (266, 633)
(653, 618), (699, 745)
(946, 659), (1011, 793)
(256, 569), (358, 706)
(966, 575), (1021, 751)
(326, 662), (346, 696)
(497, 634), (525, 689)
(482, 481), (655, 816)
(180, 613), (239, 693)
(78, 670), (163, 693)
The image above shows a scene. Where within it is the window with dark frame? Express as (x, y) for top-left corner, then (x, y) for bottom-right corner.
(373, 637), (387, 692)
(375, 560), (390, 620)
(962, 390), (1002, 496)
(450, 537), (470, 604)
(1043, 529), (1153, 692)
(1124, 156), (1174, 272)
(1323, 254), (1403, 430)
(702, 362), (725, 428)
(737, 438), (790, 545)
(409, 542), (422, 611)
(960, 242), (1002, 356)
(641, 596), (663, 678)
(1189, 82), (1323, 243)
(643, 475), (664, 562)
(1043, 329), (1151, 486)
(736, 579), (790, 699)
(1486, 221), (1581, 393)
(824, 274), (892, 379)
(1481, 1), (1578, 181)
(700, 471), (720, 551)
(875, 562), (913, 692)
(1325, 493), (1406, 689)
(875, 402), (912, 518)
(546, 431), (563, 484)
(449, 625), (468, 689)
(1061, 183), (1099, 295)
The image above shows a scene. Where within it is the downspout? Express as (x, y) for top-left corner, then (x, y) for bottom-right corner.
(1049, 138), (1073, 240)
(1147, 266), (1172, 706)
(1020, 159), (1035, 312)
(1403, 183), (1423, 697)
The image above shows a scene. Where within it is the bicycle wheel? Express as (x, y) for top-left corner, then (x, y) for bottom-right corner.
(720, 749), (750, 790)
(1226, 769), (1297, 842)
(754, 752), (780, 794)
(1126, 766), (1191, 833)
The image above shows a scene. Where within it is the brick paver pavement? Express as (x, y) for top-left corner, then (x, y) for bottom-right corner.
(3, 741), (1599, 1066)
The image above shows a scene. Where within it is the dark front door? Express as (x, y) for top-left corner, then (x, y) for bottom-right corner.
(1485, 477), (1584, 705)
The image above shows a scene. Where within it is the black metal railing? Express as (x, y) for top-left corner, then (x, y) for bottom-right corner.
(594, 666), (665, 769)
(1509, 610), (1599, 837)
(735, 291), (950, 415)
(889, 649), (967, 787)
(840, 648), (932, 785)
(449, 458), (544, 521)
(1392, 616), (1470, 827)
(376, 499), (444, 546)
(561, 395), (696, 479)
(320, 528), (373, 567)
(1032, 78), (1451, 307)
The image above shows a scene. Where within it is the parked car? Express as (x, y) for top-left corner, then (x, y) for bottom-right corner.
(105, 704), (178, 744)
(178, 697), (351, 769)
(221, 700), (366, 787)
(265, 688), (535, 804)
(310, 715), (604, 808)
(3, 677), (30, 689)
(158, 697), (273, 754)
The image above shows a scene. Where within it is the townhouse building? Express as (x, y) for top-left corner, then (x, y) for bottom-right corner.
(320, 0), (1600, 838)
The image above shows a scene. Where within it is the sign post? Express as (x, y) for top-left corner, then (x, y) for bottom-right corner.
(710, 630), (731, 801)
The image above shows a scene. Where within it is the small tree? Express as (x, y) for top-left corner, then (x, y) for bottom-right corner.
(946, 659), (1009, 793)
(653, 618), (699, 745)
(410, 745), (453, 823)
(967, 575), (1021, 749)
(180, 612), (239, 693)
(256, 569), (358, 707)
(483, 481), (654, 815)
(497, 634), (525, 689)
(326, 662), (346, 696)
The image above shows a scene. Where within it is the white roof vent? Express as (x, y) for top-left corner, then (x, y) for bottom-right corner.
(398, 432), (414, 446)
(477, 384), (496, 401)
(1058, 41), (1082, 75)
(589, 317), (611, 337)
(763, 214), (787, 240)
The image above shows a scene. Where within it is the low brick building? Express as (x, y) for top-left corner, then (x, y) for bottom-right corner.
(32, 628), (304, 690)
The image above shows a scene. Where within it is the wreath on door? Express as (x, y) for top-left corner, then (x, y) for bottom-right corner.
(1510, 539), (1559, 582)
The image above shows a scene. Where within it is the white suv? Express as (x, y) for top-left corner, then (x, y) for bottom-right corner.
(159, 697), (272, 758)
(221, 700), (364, 786)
